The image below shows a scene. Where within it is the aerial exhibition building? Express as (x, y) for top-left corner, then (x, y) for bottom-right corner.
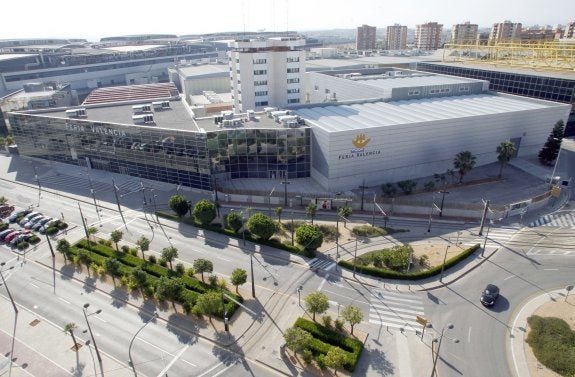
(6, 39), (571, 192)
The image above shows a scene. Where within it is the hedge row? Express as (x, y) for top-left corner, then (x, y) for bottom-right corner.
(157, 211), (313, 257)
(294, 317), (363, 372)
(69, 239), (239, 316)
(338, 244), (481, 280)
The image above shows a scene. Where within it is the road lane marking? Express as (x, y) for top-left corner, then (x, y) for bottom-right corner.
(156, 345), (189, 376)
(138, 338), (197, 367)
(468, 327), (472, 343)
(58, 297), (70, 304)
(503, 275), (515, 281)
(544, 268), (559, 271)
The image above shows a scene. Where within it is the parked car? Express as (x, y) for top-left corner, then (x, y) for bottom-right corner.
(32, 217), (53, 231)
(480, 284), (500, 307)
(19, 212), (42, 226)
(24, 215), (48, 229)
(5, 231), (24, 243)
(39, 219), (60, 233)
(8, 209), (31, 223)
(9, 233), (33, 247)
(0, 229), (16, 241)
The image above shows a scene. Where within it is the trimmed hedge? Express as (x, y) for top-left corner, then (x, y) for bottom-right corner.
(338, 244), (481, 280)
(69, 239), (240, 317)
(294, 317), (363, 372)
(157, 211), (312, 257)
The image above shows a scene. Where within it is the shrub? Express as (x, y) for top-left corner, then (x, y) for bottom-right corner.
(316, 354), (327, 370)
(334, 319), (344, 331)
(121, 245), (130, 253)
(148, 255), (157, 264)
(302, 349), (313, 364)
(98, 239), (107, 245)
(16, 241), (29, 250)
(45, 226), (58, 235)
(208, 274), (218, 286)
(175, 263), (186, 276)
(28, 235), (41, 244)
(526, 315), (575, 376)
(352, 225), (386, 238)
(424, 181), (435, 192)
(159, 258), (168, 268)
(419, 255), (429, 266)
(322, 315), (332, 328)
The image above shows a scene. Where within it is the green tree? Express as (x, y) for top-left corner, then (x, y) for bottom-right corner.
(283, 327), (313, 354)
(104, 257), (121, 277)
(306, 203), (317, 225)
(247, 213), (276, 240)
(230, 268), (247, 293)
(109, 229), (123, 251)
(304, 292), (330, 321)
(193, 258), (214, 282)
(63, 323), (78, 348)
(161, 246), (179, 270)
(56, 238), (71, 261)
(274, 206), (283, 224)
(136, 235), (150, 260)
(538, 120), (564, 166)
(130, 268), (148, 289)
(168, 195), (190, 218)
(325, 346), (347, 375)
(154, 276), (184, 303)
(87, 226), (98, 246)
(226, 211), (243, 233)
(338, 206), (352, 228)
(397, 180), (417, 195)
(340, 305), (364, 335)
(381, 182), (397, 197)
(193, 199), (217, 225)
(496, 140), (516, 178)
(194, 291), (222, 319)
(295, 223), (323, 252)
(453, 150), (477, 183)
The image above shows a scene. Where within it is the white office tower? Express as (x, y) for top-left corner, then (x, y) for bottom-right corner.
(228, 38), (306, 112)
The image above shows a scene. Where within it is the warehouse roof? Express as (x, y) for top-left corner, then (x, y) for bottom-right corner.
(294, 93), (568, 133)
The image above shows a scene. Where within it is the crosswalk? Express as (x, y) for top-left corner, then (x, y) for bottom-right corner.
(37, 174), (111, 194)
(529, 213), (575, 229)
(463, 226), (520, 247)
(307, 257), (336, 272)
(369, 290), (424, 332)
(526, 249), (575, 257)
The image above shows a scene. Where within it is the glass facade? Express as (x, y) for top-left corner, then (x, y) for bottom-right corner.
(417, 63), (575, 136)
(8, 113), (311, 188)
(207, 127), (311, 179)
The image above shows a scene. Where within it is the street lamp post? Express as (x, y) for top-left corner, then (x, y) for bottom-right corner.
(430, 323), (458, 377)
(427, 196), (438, 233)
(82, 303), (103, 376)
(549, 138), (563, 189)
(439, 245), (450, 283)
(128, 312), (158, 377)
(353, 236), (358, 278)
(112, 179), (127, 229)
(86, 173), (101, 221)
(281, 180), (290, 207)
(438, 190), (449, 217)
(0, 262), (18, 377)
(297, 285), (303, 306)
(45, 234), (56, 294)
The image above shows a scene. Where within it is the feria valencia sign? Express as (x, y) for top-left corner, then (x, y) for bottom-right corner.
(338, 133), (381, 160)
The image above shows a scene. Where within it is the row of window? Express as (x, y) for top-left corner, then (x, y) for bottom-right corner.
(255, 91), (268, 96)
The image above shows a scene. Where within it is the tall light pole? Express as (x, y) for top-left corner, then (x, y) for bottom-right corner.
(82, 303), (103, 376)
(482, 219), (493, 257)
(478, 200), (490, 236)
(438, 190), (449, 217)
(112, 179), (127, 229)
(427, 196), (439, 233)
(45, 234), (56, 294)
(128, 312), (158, 377)
(0, 262), (18, 377)
(353, 236), (358, 278)
(297, 285), (303, 307)
(359, 179), (368, 211)
(549, 138), (563, 189)
(430, 323), (459, 377)
(439, 245), (451, 283)
(281, 180), (290, 207)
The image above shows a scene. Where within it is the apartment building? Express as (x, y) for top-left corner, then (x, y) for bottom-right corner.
(228, 38), (306, 112)
(451, 22), (478, 44)
(489, 21), (522, 42)
(356, 24), (377, 51)
(415, 22), (443, 50)
(386, 24), (407, 50)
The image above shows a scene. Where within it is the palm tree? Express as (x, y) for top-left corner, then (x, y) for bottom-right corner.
(453, 151), (477, 183)
(496, 140), (516, 178)
(64, 323), (78, 349)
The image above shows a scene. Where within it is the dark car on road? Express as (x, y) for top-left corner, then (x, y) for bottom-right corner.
(480, 284), (500, 307)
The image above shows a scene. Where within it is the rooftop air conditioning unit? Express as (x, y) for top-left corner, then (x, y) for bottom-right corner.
(264, 107), (278, 116)
(132, 114), (154, 124)
(246, 109), (255, 120)
(152, 101), (170, 111)
(133, 104), (152, 114)
(65, 108), (87, 118)
(221, 110), (234, 120)
(213, 115), (224, 124)
(271, 110), (290, 121)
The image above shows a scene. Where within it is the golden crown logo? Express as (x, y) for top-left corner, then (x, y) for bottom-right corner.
(352, 133), (370, 149)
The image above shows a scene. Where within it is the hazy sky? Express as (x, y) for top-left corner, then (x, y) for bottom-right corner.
(2, 0), (574, 42)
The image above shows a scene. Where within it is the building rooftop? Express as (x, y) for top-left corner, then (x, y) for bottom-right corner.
(102, 44), (166, 52)
(418, 60), (575, 80)
(350, 72), (484, 91)
(194, 110), (308, 132)
(294, 93), (567, 133)
(176, 64), (229, 78)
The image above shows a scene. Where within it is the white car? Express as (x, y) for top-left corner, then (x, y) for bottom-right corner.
(39, 219), (60, 233)
(24, 215), (47, 229)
